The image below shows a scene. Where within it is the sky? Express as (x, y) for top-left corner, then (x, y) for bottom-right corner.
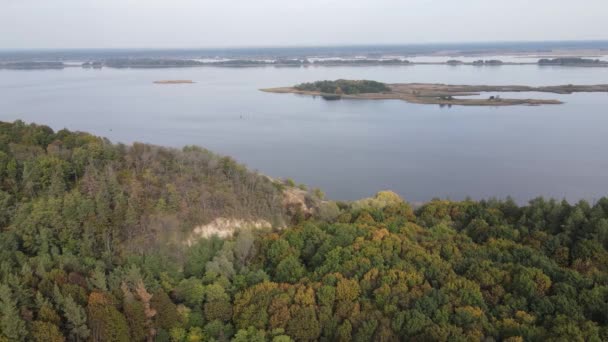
(1, 0), (607, 49)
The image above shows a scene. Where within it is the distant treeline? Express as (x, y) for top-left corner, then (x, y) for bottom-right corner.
(4, 57), (608, 70)
(99, 59), (411, 68)
(0, 59), (412, 70)
(103, 59), (206, 68)
(472, 60), (504, 65)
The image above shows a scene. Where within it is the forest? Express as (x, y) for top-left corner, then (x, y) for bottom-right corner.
(0, 120), (607, 341)
(294, 80), (390, 95)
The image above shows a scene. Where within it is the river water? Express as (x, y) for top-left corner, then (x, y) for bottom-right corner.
(1, 64), (607, 202)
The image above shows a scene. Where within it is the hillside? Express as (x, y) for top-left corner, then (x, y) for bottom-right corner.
(0, 121), (306, 256)
(0, 121), (607, 341)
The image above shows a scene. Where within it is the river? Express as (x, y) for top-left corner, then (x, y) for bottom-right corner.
(1, 64), (607, 202)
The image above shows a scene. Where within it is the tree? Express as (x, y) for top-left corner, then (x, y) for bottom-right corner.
(336, 320), (352, 342)
(185, 327), (204, 342)
(122, 291), (148, 342)
(89, 266), (108, 291)
(285, 306), (321, 341)
(204, 300), (233, 322)
(0, 284), (27, 341)
(62, 294), (90, 342)
(151, 289), (180, 331)
(275, 256), (305, 283)
(30, 321), (66, 342)
(134, 280), (157, 341)
(234, 229), (256, 268)
(336, 277), (360, 302)
(232, 327), (266, 342)
(175, 278), (205, 308)
(87, 292), (130, 342)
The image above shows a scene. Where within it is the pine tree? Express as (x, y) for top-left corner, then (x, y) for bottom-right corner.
(0, 284), (27, 341)
(62, 294), (90, 342)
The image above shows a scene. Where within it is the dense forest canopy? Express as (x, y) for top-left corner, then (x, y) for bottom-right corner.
(294, 80), (390, 95)
(0, 120), (293, 257)
(0, 121), (607, 341)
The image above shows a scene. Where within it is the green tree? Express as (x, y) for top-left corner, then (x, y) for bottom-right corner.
(232, 326), (267, 342)
(275, 256), (305, 283)
(175, 278), (205, 308)
(151, 289), (181, 331)
(30, 321), (66, 342)
(285, 306), (320, 341)
(0, 284), (27, 341)
(87, 292), (130, 342)
(61, 294), (90, 342)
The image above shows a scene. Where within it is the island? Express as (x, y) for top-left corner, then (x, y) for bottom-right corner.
(261, 79), (608, 106)
(0, 61), (65, 70)
(538, 57), (608, 67)
(104, 58), (205, 68)
(153, 80), (195, 84)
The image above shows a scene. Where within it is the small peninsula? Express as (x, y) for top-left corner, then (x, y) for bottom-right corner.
(261, 80), (608, 106)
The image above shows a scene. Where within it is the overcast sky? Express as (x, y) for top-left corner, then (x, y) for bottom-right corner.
(1, 0), (607, 49)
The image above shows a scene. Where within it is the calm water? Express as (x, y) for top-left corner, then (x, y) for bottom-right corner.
(1, 64), (608, 203)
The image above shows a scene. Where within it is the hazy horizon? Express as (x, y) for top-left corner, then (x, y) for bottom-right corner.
(2, 0), (607, 49)
(2, 40), (608, 52)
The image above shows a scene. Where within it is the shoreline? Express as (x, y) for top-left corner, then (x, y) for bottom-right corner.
(3, 56), (608, 70)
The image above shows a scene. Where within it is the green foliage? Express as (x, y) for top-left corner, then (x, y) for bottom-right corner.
(175, 278), (205, 307)
(85, 292), (130, 341)
(0, 285), (27, 341)
(124, 300), (147, 341)
(294, 79), (390, 94)
(275, 256), (305, 283)
(285, 306), (321, 341)
(30, 321), (65, 342)
(151, 289), (181, 331)
(232, 326), (267, 342)
(60, 294), (90, 341)
(1, 121), (607, 341)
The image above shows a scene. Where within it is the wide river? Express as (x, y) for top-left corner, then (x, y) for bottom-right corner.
(1, 64), (608, 203)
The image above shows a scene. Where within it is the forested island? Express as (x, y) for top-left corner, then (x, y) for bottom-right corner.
(80, 58), (414, 69)
(0, 61), (65, 70)
(294, 80), (390, 95)
(538, 58), (608, 67)
(263, 80), (608, 106)
(0, 120), (607, 341)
